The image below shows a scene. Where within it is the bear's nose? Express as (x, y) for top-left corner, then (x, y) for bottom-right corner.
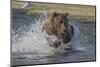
(54, 41), (61, 48)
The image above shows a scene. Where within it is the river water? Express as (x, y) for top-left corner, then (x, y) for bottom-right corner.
(11, 9), (96, 66)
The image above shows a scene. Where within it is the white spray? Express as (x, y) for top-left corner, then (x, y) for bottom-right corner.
(11, 11), (82, 55)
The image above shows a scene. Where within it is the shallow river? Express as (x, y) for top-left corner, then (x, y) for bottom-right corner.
(11, 9), (96, 66)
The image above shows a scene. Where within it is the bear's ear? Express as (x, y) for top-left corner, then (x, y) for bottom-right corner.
(65, 12), (69, 17)
(51, 12), (57, 17)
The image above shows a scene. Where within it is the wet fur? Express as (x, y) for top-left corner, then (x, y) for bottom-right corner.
(42, 12), (73, 48)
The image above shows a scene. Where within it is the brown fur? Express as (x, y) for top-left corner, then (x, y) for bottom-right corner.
(42, 12), (71, 47)
(42, 12), (69, 35)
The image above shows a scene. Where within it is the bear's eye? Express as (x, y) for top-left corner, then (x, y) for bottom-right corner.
(59, 20), (63, 23)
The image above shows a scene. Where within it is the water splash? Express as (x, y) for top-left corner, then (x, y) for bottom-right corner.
(12, 11), (55, 54)
(11, 11), (82, 55)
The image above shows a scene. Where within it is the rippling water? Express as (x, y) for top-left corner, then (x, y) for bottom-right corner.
(11, 9), (96, 66)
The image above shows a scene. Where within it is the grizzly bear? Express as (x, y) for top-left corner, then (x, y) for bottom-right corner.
(42, 12), (74, 49)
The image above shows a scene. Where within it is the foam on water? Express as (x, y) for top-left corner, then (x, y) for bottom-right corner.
(12, 11), (55, 54)
(11, 11), (82, 55)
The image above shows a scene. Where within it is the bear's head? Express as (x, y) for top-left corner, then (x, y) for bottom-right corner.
(42, 12), (72, 47)
(48, 12), (69, 35)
